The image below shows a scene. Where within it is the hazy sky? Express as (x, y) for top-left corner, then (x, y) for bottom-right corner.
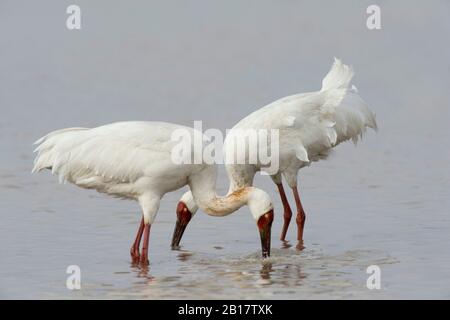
(0, 0), (449, 178)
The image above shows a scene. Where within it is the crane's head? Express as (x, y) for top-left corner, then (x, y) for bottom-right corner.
(171, 191), (198, 249)
(246, 187), (274, 258)
(171, 188), (274, 259)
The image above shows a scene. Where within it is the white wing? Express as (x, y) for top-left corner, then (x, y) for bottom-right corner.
(225, 58), (377, 164)
(32, 121), (198, 196)
(227, 92), (339, 164)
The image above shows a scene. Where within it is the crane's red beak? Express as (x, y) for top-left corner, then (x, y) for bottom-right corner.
(257, 210), (274, 258)
(171, 201), (192, 249)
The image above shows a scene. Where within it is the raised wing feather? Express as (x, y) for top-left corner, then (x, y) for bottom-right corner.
(32, 122), (190, 191)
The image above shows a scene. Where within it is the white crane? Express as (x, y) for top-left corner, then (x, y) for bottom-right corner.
(32, 121), (274, 266)
(172, 59), (377, 249)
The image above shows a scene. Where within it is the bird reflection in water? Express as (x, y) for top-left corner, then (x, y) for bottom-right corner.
(259, 262), (274, 282)
(279, 264), (306, 287)
(130, 261), (154, 282)
(257, 262), (306, 287)
(177, 250), (194, 262)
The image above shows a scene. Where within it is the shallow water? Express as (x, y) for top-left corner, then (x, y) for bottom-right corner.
(1, 1), (450, 299)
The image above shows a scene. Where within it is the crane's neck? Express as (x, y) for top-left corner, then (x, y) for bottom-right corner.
(188, 166), (250, 217)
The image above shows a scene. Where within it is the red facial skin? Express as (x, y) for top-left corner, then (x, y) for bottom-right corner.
(258, 210), (274, 258)
(176, 201), (192, 225)
(171, 201), (192, 249)
(258, 210), (274, 231)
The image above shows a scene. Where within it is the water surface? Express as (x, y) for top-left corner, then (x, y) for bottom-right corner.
(0, 0), (449, 299)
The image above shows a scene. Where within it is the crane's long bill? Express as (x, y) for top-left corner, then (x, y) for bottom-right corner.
(257, 210), (274, 258)
(171, 201), (192, 249)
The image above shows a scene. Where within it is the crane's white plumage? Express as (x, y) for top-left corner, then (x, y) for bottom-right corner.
(34, 122), (192, 197)
(222, 58), (377, 189)
(33, 121), (276, 261)
(32, 121), (273, 223)
(177, 58), (377, 243)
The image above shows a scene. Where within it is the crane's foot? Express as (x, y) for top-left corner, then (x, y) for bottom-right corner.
(130, 247), (140, 263)
(281, 240), (292, 249)
(139, 256), (149, 266)
(296, 240), (305, 251)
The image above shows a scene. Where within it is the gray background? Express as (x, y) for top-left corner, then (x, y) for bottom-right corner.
(0, 0), (449, 299)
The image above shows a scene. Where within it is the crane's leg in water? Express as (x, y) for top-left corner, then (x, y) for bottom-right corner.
(130, 217), (144, 263)
(292, 186), (306, 248)
(277, 183), (293, 241)
(140, 223), (151, 266)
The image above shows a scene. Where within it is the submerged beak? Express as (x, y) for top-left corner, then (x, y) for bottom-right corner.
(257, 210), (274, 258)
(171, 201), (192, 249)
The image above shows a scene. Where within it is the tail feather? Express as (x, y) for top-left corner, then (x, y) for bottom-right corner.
(321, 57), (354, 92)
(319, 58), (355, 115)
(33, 127), (86, 146)
(32, 127), (88, 174)
(319, 58), (377, 146)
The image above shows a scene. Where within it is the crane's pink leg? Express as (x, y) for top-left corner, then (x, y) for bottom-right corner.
(130, 217), (144, 263)
(292, 186), (306, 244)
(140, 223), (151, 266)
(277, 183), (293, 241)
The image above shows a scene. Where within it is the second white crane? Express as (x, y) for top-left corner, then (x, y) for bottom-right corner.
(172, 58), (377, 249)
